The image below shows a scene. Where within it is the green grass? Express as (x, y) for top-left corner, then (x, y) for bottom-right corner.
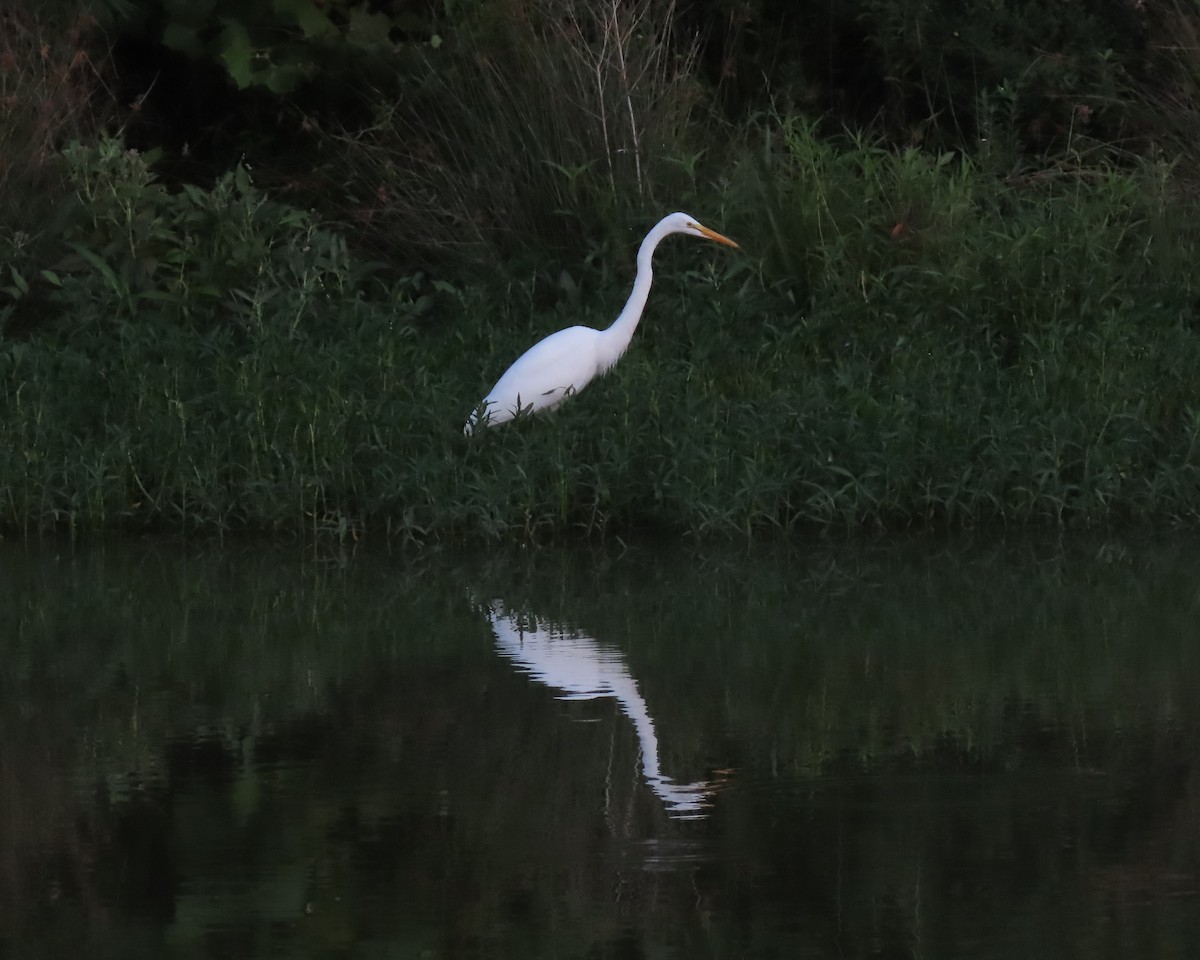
(2, 130), (1200, 543)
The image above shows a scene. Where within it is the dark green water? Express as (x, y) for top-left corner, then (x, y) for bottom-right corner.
(2, 535), (1198, 958)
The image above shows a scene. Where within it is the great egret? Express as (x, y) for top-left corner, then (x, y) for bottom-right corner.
(464, 211), (738, 434)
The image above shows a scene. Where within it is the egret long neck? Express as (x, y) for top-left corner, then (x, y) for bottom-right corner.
(597, 224), (667, 372)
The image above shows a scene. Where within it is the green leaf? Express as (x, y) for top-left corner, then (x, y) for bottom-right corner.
(67, 243), (122, 297)
(274, 0), (335, 39)
(233, 165), (253, 193)
(265, 63), (304, 94)
(218, 21), (256, 89)
(39, 269), (62, 288)
(9, 267), (29, 295)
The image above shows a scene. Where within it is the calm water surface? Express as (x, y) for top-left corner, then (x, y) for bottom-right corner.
(2, 535), (1198, 958)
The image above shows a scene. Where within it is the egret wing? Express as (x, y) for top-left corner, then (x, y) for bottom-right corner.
(481, 326), (601, 423)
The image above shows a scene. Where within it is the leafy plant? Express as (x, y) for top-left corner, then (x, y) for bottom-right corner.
(124, 0), (412, 94)
(2, 137), (382, 335)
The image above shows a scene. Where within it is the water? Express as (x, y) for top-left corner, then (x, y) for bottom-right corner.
(2, 535), (1198, 958)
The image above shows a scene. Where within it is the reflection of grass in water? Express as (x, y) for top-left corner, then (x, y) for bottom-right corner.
(5, 535), (1198, 779)
(3, 536), (1199, 954)
(469, 534), (1200, 773)
(0, 543), (479, 787)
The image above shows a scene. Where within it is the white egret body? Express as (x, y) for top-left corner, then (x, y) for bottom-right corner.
(464, 211), (738, 434)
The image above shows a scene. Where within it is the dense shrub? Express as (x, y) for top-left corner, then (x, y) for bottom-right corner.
(2, 138), (386, 336)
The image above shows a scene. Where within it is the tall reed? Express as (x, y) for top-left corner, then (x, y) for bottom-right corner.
(326, 0), (706, 273)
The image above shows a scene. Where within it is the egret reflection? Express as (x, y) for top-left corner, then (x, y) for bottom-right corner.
(487, 600), (711, 819)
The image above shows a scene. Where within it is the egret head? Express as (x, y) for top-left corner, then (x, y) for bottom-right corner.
(665, 211), (740, 249)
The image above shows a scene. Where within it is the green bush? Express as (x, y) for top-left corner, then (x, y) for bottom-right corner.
(2, 138), (386, 335)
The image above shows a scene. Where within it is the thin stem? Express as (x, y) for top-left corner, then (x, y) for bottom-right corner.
(611, 0), (643, 198)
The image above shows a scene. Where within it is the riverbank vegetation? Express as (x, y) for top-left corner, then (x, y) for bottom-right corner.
(2, 0), (1200, 542)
